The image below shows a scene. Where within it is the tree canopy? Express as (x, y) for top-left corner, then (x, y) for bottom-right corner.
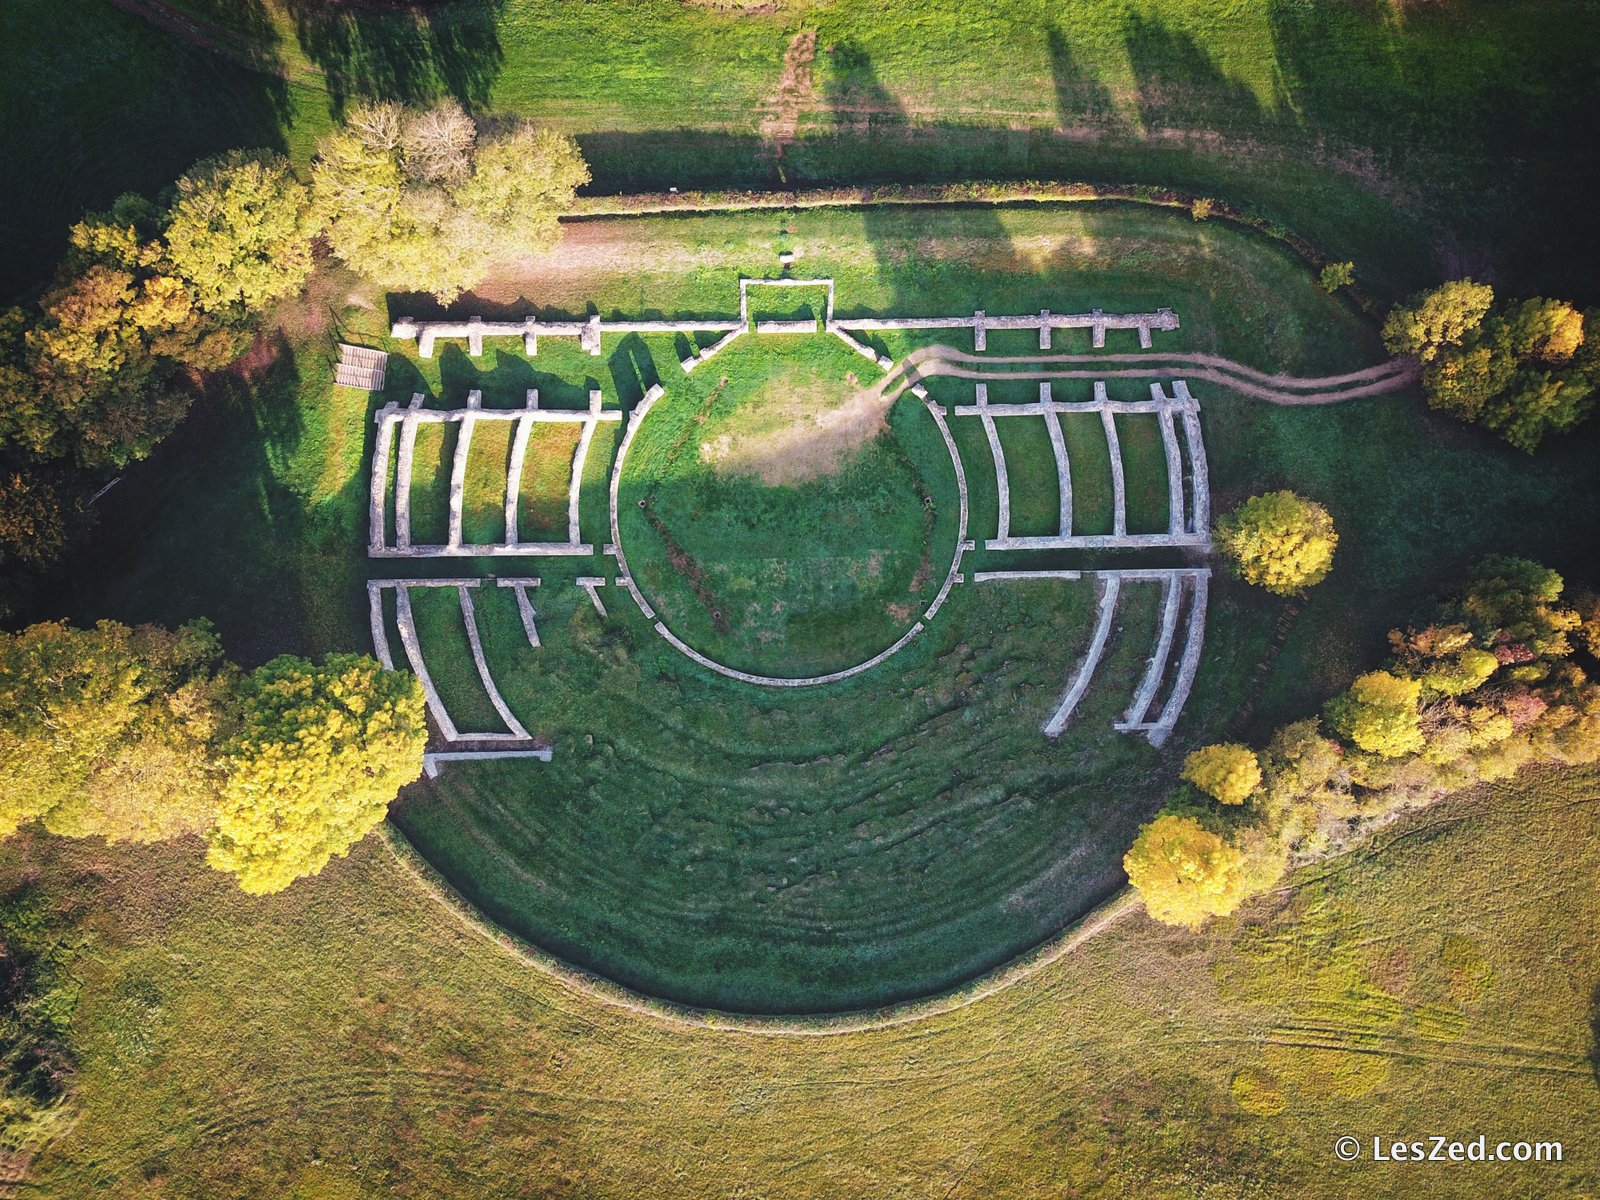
(1324, 670), (1425, 758)
(311, 100), (589, 303)
(1385, 281), (1600, 451)
(1181, 743), (1263, 805)
(206, 654), (427, 895)
(0, 620), (231, 843)
(1123, 814), (1253, 928)
(164, 152), (319, 313)
(1215, 491), (1338, 596)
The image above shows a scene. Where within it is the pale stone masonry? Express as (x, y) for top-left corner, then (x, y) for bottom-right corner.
(369, 390), (621, 558)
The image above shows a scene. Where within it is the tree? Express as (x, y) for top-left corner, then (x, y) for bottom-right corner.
(0, 465), (81, 570)
(1181, 743), (1262, 805)
(1215, 491), (1338, 596)
(1324, 670), (1424, 758)
(311, 102), (590, 303)
(1381, 279), (1494, 362)
(1388, 623), (1499, 698)
(164, 151), (319, 313)
(0, 620), (230, 842)
(1420, 295), (1599, 451)
(1572, 589), (1600, 659)
(1124, 814), (1253, 927)
(207, 654), (427, 894)
(453, 122), (590, 260)
(1319, 261), (1354, 293)
(400, 98), (476, 185)
(1458, 555), (1579, 667)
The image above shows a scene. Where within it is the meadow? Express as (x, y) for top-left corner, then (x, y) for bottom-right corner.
(2, 0), (1598, 1191)
(51, 203), (1600, 1015)
(2, 762), (1594, 1197)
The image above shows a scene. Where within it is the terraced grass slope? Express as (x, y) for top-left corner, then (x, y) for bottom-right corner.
(4, 764), (1595, 1197)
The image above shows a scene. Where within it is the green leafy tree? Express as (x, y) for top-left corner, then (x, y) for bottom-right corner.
(1216, 491), (1338, 596)
(454, 122), (590, 260)
(1458, 555), (1579, 666)
(1381, 279), (1494, 361)
(1324, 670), (1424, 758)
(1124, 814), (1253, 927)
(311, 102), (589, 303)
(1421, 296), (1599, 451)
(1181, 743), (1263, 805)
(164, 151), (319, 313)
(0, 620), (231, 842)
(207, 654), (427, 894)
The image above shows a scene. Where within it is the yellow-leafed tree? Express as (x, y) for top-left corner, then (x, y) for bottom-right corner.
(207, 654), (427, 895)
(1324, 670), (1425, 758)
(1181, 742), (1263, 805)
(1216, 491), (1338, 596)
(1123, 814), (1253, 928)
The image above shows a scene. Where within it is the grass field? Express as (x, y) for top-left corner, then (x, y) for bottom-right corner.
(618, 335), (953, 676)
(6, 1), (1599, 307)
(4, 2), (1599, 1190)
(3, 763), (1595, 1197)
(45, 201), (1599, 1015)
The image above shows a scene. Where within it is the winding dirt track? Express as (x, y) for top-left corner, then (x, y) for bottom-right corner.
(892, 344), (1420, 405)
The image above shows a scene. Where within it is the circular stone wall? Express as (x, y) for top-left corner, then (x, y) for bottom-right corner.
(615, 335), (958, 681)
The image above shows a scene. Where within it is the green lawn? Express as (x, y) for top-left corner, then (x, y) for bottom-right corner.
(50, 201), (1600, 1013)
(8, 0), (1598, 311)
(3, 761), (1595, 1197)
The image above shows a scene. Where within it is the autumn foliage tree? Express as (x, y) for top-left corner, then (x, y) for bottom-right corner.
(1384, 281), (1600, 451)
(1123, 814), (1254, 928)
(311, 100), (589, 303)
(0, 620), (233, 843)
(1128, 555), (1600, 928)
(0, 624), (428, 894)
(1215, 491), (1338, 596)
(206, 654), (428, 894)
(1181, 743), (1263, 805)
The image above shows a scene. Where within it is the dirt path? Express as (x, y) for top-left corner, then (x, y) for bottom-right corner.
(759, 31), (818, 167)
(894, 344), (1419, 406)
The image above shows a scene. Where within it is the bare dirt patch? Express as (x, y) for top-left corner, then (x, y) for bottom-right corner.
(760, 31), (819, 162)
(698, 369), (895, 485)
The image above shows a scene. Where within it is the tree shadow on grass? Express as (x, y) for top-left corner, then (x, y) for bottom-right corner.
(279, 0), (505, 114)
(55, 335), (371, 667)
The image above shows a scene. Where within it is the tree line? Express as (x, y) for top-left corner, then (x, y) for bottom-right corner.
(1126, 557), (1600, 926)
(0, 100), (586, 618)
(0, 620), (427, 895)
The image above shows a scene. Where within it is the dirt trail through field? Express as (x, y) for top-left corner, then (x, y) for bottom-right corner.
(891, 344), (1419, 405)
(760, 31), (818, 167)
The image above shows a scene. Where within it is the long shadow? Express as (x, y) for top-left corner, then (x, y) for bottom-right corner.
(279, 0), (504, 114)
(0, 0), (292, 303)
(51, 336), (370, 668)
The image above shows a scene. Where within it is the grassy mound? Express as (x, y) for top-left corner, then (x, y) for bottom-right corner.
(620, 336), (953, 678)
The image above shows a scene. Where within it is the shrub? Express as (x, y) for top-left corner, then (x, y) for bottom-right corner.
(1215, 491), (1338, 596)
(1189, 197), (1213, 221)
(1318, 261), (1354, 293)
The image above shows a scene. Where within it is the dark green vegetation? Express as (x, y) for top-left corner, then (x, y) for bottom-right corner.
(619, 335), (954, 677)
(45, 202), (1599, 1012)
(7, 0), (1600, 312)
(0, 885), (78, 1153)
